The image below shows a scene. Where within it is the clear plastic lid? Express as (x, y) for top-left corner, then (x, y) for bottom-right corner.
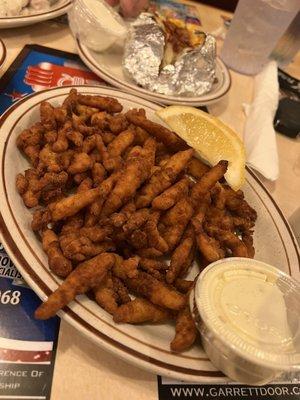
(195, 258), (300, 370)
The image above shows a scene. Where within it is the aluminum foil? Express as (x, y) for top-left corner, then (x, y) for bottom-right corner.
(123, 13), (216, 97)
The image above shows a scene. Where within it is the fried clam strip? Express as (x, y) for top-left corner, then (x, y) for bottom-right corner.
(68, 153), (93, 175)
(121, 200), (136, 214)
(61, 213), (84, 234)
(82, 134), (96, 154)
(108, 114), (129, 134)
(42, 229), (72, 278)
(145, 211), (169, 253)
(76, 104), (98, 121)
(128, 229), (148, 250)
(94, 276), (132, 315)
(79, 226), (112, 242)
(38, 144), (63, 173)
(138, 264), (165, 281)
(59, 232), (115, 263)
(126, 109), (188, 152)
(205, 207), (234, 231)
(77, 177), (93, 193)
(16, 123), (43, 167)
(94, 134), (108, 162)
(174, 279), (194, 294)
(170, 305), (197, 352)
(223, 186), (257, 222)
(124, 271), (186, 311)
(122, 208), (150, 234)
(136, 248), (164, 258)
(73, 172), (88, 185)
(41, 188), (65, 206)
(86, 171), (121, 226)
(49, 187), (101, 221)
(17, 123), (43, 151)
(166, 225), (195, 284)
(192, 199), (225, 263)
(187, 157), (210, 180)
(152, 176), (191, 211)
(232, 216), (255, 231)
(103, 129), (135, 171)
(107, 212), (129, 229)
(190, 160), (228, 208)
(94, 272), (118, 315)
(77, 94), (123, 113)
(90, 111), (109, 129)
(40, 101), (56, 131)
(242, 232), (255, 258)
(16, 170), (68, 208)
(136, 149), (194, 208)
(101, 138), (157, 217)
(53, 106), (68, 125)
(114, 298), (171, 324)
(112, 276), (131, 304)
(63, 88), (78, 113)
(52, 120), (71, 153)
(179, 240), (196, 279)
(161, 197), (194, 251)
(205, 225), (249, 258)
(35, 253), (115, 320)
(211, 182), (227, 210)
(132, 125), (150, 146)
(113, 255), (140, 280)
(50, 172), (120, 222)
(194, 231), (224, 263)
(139, 258), (168, 271)
(71, 113), (95, 136)
(31, 209), (52, 232)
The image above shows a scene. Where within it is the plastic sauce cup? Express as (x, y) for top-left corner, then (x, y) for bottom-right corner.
(190, 258), (300, 385)
(68, 0), (128, 52)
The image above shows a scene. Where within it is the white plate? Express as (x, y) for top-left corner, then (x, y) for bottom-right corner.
(0, 85), (299, 382)
(0, 0), (72, 28)
(77, 40), (231, 106)
(0, 38), (6, 68)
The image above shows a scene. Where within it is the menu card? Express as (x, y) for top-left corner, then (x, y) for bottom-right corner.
(0, 44), (104, 114)
(0, 244), (59, 399)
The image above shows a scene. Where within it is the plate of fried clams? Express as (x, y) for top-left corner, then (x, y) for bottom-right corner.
(0, 86), (298, 382)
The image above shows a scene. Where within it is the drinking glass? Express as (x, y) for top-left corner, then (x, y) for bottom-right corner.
(221, 0), (300, 75)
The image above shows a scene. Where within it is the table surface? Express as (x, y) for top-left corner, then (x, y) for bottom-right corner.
(0, 2), (299, 399)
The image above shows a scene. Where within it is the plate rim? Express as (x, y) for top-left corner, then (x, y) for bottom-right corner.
(0, 85), (224, 382)
(77, 40), (232, 106)
(0, 85), (299, 383)
(0, 38), (6, 68)
(0, 0), (72, 26)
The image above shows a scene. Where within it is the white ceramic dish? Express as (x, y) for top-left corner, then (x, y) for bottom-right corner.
(0, 0), (72, 28)
(0, 38), (6, 68)
(0, 85), (299, 382)
(77, 40), (231, 106)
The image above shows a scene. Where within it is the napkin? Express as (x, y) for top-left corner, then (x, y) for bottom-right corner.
(243, 61), (279, 181)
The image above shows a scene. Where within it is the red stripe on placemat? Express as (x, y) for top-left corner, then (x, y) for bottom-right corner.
(0, 348), (51, 363)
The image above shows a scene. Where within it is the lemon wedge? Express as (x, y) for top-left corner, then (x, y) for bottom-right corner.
(156, 106), (246, 191)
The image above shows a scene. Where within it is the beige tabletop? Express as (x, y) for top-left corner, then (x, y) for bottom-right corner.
(0, 2), (299, 399)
